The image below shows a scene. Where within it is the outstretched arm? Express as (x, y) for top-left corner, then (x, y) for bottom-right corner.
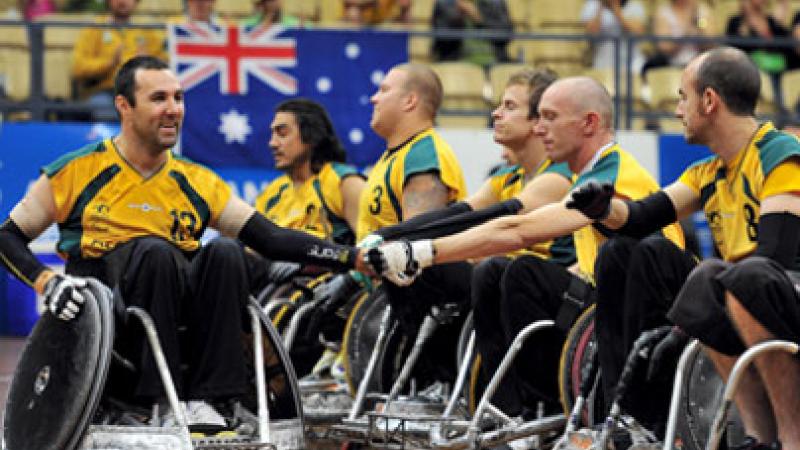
(432, 201), (591, 264)
(216, 196), (371, 273)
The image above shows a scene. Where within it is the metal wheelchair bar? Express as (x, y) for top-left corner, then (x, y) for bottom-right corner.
(125, 307), (190, 438)
(705, 340), (800, 450)
(248, 304), (271, 444)
(348, 304), (394, 421)
(384, 314), (440, 410)
(469, 320), (555, 432)
(663, 339), (701, 450)
(444, 331), (476, 419)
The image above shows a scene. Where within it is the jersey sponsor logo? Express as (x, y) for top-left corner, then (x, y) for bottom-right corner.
(127, 203), (163, 213)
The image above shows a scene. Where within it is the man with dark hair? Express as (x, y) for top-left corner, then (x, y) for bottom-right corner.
(565, 46), (800, 449)
(0, 56), (375, 433)
(368, 76), (684, 422)
(254, 99), (364, 249)
(249, 99), (366, 379)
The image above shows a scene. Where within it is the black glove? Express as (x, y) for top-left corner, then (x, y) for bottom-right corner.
(43, 274), (88, 321)
(304, 273), (362, 343)
(566, 180), (614, 220)
(266, 261), (302, 284)
(646, 327), (690, 382)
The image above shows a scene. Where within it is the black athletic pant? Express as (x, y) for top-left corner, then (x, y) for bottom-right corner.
(383, 262), (473, 386)
(69, 236), (250, 401)
(472, 255), (587, 417)
(593, 235), (695, 430)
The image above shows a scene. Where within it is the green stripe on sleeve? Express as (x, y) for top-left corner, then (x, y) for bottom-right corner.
(43, 141), (107, 177)
(402, 136), (441, 182)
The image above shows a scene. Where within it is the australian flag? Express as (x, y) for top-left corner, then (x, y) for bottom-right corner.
(167, 23), (409, 168)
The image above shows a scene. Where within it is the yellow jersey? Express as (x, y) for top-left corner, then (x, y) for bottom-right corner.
(254, 162), (362, 245)
(488, 161), (575, 265)
(678, 122), (800, 267)
(356, 128), (467, 240)
(573, 143), (685, 279)
(43, 138), (231, 260)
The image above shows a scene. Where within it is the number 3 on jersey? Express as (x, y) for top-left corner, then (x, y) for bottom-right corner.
(369, 185), (383, 215)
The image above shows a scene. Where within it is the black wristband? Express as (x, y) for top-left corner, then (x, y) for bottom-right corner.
(754, 212), (800, 269)
(617, 191), (677, 239)
(239, 213), (356, 271)
(377, 201), (472, 240)
(392, 198), (523, 241)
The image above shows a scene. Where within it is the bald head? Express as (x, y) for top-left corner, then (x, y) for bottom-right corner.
(544, 77), (614, 129)
(395, 63), (443, 119)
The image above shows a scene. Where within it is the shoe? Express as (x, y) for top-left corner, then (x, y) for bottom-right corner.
(732, 436), (782, 450)
(186, 400), (228, 434)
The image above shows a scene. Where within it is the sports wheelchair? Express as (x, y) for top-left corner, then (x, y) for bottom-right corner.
(2, 278), (304, 450)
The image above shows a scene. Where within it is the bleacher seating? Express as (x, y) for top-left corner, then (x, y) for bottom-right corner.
(135, 0), (182, 17)
(431, 61), (490, 127)
(0, 25), (30, 101)
(488, 63), (528, 104)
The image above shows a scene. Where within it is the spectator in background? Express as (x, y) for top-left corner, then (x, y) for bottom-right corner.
(71, 0), (166, 121)
(581, 0), (647, 74)
(17, 0), (56, 20)
(242, 0), (300, 29)
(726, 0), (798, 111)
(431, 0), (512, 64)
(341, 0), (410, 26)
(642, 0), (715, 78)
(179, 0), (220, 26)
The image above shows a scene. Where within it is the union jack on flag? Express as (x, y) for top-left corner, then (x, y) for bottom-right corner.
(168, 23), (297, 95)
(167, 25), (408, 169)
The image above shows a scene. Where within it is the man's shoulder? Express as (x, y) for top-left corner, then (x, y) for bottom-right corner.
(42, 140), (108, 177)
(756, 128), (800, 175)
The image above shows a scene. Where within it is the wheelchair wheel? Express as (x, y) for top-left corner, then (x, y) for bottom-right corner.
(3, 279), (114, 450)
(558, 304), (601, 425)
(342, 286), (405, 395)
(674, 349), (744, 450)
(267, 274), (324, 328)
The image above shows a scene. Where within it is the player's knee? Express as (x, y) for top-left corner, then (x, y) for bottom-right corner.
(135, 237), (183, 269)
(203, 237), (247, 270)
(687, 258), (729, 285)
(595, 236), (637, 275)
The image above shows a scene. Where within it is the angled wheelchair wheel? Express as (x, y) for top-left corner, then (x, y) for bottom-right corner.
(558, 304), (602, 425)
(3, 279), (114, 450)
(243, 299), (305, 423)
(674, 349), (744, 450)
(342, 285), (405, 395)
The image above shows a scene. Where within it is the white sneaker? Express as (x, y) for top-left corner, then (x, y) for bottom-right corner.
(186, 400), (227, 433)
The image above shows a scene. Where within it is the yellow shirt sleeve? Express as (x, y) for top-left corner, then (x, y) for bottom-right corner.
(762, 158), (800, 198)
